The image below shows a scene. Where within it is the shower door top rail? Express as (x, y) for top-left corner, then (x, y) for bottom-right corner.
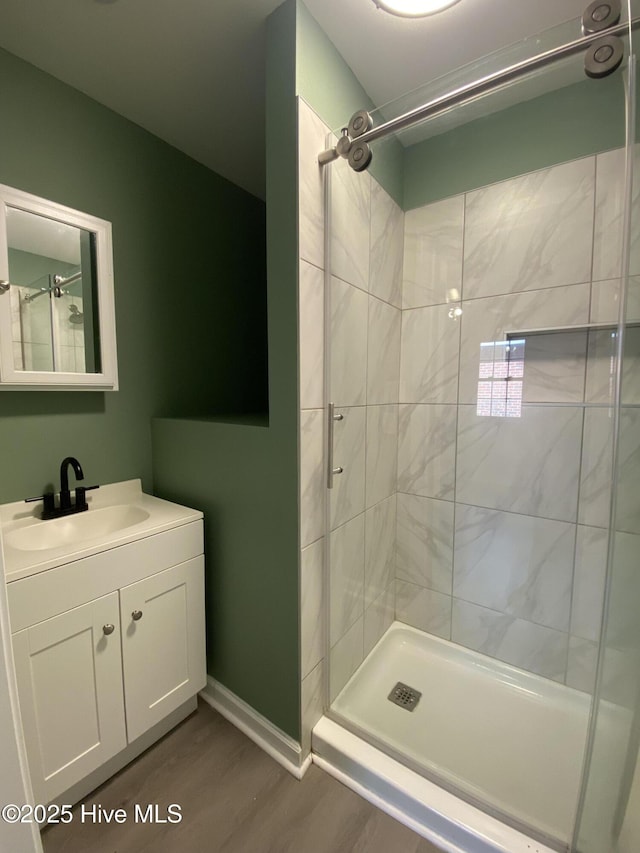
(318, 16), (640, 166)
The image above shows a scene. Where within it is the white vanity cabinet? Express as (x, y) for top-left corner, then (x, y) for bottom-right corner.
(120, 557), (205, 742)
(3, 488), (206, 807)
(12, 592), (128, 805)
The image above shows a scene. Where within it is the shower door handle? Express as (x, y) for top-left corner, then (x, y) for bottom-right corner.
(327, 403), (344, 489)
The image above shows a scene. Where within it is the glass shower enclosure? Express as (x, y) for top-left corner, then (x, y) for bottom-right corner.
(321, 5), (640, 851)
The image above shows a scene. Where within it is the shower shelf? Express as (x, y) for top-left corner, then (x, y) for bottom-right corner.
(505, 320), (640, 339)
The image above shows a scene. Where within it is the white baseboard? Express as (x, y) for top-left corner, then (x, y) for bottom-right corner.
(200, 677), (311, 780)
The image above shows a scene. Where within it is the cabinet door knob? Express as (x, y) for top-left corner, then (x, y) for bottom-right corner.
(132, 610), (143, 621)
(103, 624), (115, 635)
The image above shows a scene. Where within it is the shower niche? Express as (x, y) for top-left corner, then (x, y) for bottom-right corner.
(0, 184), (118, 390)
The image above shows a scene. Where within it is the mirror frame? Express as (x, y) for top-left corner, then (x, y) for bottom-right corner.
(0, 184), (118, 390)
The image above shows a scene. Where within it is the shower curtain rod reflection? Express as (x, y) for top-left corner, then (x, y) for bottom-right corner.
(53, 271), (82, 287)
(23, 271), (82, 303)
(318, 16), (640, 166)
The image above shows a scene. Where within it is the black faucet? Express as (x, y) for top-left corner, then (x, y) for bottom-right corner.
(25, 457), (99, 520)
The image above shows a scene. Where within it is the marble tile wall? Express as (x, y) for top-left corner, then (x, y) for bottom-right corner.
(396, 149), (640, 694)
(12, 285), (54, 371)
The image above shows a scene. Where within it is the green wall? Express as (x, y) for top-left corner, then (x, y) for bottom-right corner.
(404, 73), (627, 210)
(0, 47), (266, 503)
(151, 415), (300, 738)
(8, 250), (75, 289)
(296, 1), (404, 206)
(151, 0), (301, 739)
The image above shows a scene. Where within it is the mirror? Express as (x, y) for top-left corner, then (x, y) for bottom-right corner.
(0, 185), (117, 390)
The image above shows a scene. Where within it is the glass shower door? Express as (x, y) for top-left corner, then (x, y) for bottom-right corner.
(323, 11), (634, 850)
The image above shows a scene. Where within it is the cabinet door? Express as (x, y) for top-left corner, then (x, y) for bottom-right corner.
(12, 592), (126, 804)
(120, 557), (206, 742)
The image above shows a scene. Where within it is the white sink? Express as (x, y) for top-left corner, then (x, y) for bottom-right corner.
(1, 479), (203, 581)
(6, 505), (151, 552)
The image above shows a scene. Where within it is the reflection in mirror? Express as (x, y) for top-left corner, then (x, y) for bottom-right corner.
(7, 208), (101, 375)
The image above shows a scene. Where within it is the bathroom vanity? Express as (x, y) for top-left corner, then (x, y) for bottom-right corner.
(1, 480), (205, 806)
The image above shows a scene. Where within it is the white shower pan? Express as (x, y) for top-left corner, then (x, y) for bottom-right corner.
(314, 622), (593, 852)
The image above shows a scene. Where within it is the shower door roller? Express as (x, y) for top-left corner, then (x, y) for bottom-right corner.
(582, 0), (621, 35)
(584, 35), (624, 78)
(348, 110), (373, 139)
(348, 141), (373, 173)
(320, 112), (375, 174)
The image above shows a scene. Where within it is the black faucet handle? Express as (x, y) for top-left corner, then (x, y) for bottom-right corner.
(74, 484), (99, 513)
(25, 493), (56, 519)
(25, 492), (55, 504)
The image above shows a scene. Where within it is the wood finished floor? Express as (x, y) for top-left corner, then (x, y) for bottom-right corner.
(42, 701), (443, 853)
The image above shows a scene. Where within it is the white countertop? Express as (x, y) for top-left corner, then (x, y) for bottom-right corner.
(1, 479), (202, 582)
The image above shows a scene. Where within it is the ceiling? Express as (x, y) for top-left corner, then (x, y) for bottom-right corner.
(8, 209), (81, 265)
(0, 0), (591, 200)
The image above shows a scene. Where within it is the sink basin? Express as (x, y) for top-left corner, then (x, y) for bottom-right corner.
(1, 479), (203, 581)
(6, 505), (151, 552)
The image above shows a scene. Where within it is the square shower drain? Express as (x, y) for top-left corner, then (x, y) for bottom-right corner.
(388, 682), (422, 712)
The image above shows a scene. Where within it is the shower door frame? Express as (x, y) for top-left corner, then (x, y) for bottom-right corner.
(571, 17), (640, 850)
